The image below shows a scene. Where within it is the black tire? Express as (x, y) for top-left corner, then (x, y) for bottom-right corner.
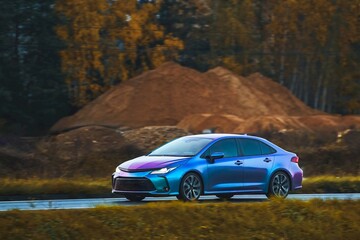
(179, 172), (203, 201)
(266, 171), (290, 199)
(216, 194), (234, 200)
(176, 195), (183, 200)
(124, 194), (145, 202)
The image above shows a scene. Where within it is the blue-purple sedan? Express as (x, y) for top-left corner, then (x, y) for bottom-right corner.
(112, 134), (303, 201)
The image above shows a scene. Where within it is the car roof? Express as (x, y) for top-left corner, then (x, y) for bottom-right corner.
(184, 133), (288, 154)
(185, 133), (259, 140)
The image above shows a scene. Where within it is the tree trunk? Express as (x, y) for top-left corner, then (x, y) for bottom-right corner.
(278, 42), (286, 85)
(314, 72), (323, 109)
(320, 85), (327, 111)
(303, 56), (311, 105)
(290, 54), (300, 93)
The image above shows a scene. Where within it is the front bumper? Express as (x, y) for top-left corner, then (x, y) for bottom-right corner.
(112, 170), (178, 196)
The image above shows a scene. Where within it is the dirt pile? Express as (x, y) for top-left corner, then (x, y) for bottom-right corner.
(52, 62), (323, 133)
(0, 126), (188, 178)
(122, 126), (189, 153)
(178, 114), (245, 133)
(35, 125), (188, 177)
(3, 128), (360, 178)
(179, 114), (360, 133)
(38, 126), (131, 161)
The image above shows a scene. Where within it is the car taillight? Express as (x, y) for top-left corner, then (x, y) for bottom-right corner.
(291, 156), (299, 163)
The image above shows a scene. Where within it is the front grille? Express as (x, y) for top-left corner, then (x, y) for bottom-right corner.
(114, 177), (155, 191)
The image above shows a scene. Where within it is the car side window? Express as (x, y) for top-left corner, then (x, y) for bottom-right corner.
(259, 141), (276, 154)
(238, 139), (276, 156)
(238, 139), (262, 156)
(209, 139), (238, 158)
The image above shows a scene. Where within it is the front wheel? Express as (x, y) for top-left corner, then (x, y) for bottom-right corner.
(266, 171), (290, 199)
(179, 172), (203, 201)
(124, 194), (145, 202)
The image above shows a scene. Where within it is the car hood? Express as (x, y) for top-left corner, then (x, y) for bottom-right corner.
(119, 156), (190, 171)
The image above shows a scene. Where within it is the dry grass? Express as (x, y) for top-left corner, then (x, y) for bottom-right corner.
(0, 200), (359, 239)
(301, 176), (360, 193)
(0, 178), (110, 196)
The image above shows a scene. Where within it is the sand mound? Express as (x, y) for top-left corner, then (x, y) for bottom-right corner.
(234, 116), (309, 133)
(39, 126), (128, 159)
(178, 114), (245, 133)
(51, 62), (318, 133)
(177, 114), (307, 133)
(32, 125), (188, 177)
(122, 126), (189, 153)
(247, 73), (320, 115)
(41, 125), (188, 160)
(178, 114), (360, 133)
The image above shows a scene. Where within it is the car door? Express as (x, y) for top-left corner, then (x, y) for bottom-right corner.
(205, 138), (244, 192)
(237, 138), (275, 191)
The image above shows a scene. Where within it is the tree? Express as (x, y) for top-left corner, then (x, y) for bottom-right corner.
(0, 0), (70, 135)
(207, 0), (256, 74)
(264, 0), (360, 112)
(159, 0), (258, 73)
(56, 0), (184, 107)
(159, 0), (360, 113)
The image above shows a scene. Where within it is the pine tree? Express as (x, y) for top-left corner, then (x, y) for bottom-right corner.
(0, 0), (70, 134)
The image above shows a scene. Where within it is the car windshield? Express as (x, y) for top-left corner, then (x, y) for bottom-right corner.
(149, 137), (213, 157)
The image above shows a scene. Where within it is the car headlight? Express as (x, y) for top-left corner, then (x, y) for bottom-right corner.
(151, 167), (177, 174)
(115, 167), (121, 173)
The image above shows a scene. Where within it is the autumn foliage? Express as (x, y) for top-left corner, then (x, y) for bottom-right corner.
(55, 0), (184, 106)
(161, 0), (360, 113)
(0, 0), (359, 133)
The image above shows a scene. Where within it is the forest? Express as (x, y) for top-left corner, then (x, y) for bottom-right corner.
(0, 0), (359, 135)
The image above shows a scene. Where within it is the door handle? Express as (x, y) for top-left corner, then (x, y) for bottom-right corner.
(263, 158), (272, 163)
(234, 160), (243, 165)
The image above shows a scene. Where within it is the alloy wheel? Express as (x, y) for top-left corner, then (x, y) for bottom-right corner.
(180, 173), (202, 201)
(267, 172), (290, 199)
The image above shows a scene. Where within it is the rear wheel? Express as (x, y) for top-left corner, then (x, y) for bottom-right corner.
(266, 171), (290, 199)
(216, 194), (234, 200)
(179, 172), (203, 201)
(124, 194), (145, 202)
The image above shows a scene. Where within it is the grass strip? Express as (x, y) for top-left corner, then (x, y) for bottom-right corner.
(0, 176), (359, 198)
(301, 176), (360, 193)
(0, 178), (111, 196)
(1, 199), (359, 239)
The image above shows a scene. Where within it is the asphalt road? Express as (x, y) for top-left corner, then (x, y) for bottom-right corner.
(1, 193), (360, 211)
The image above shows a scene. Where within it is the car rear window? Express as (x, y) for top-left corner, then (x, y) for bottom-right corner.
(238, 139), (262, 156)
(238, 138), (276, 156)
(259, 141), (277, 154)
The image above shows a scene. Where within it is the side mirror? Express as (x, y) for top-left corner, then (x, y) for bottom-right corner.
(208, 152), (224, 163)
